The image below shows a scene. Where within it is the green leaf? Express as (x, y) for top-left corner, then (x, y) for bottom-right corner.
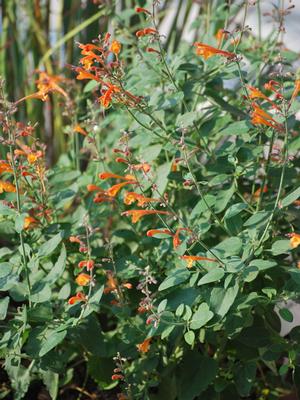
(214, 185), (235, 213)
(158, 268), (190, 291)
(184, 331), (195, 345)
(242, 266), (259, 282)
(83, 80), (99, 93)
(177, 353), (217, 400)
(14, 213), (27, 233)
(279, 308), (293, 323)
(0, 202), (15, 216)
(30, 282), (52, 304)
(190, 303), (214, 330)
(235, 362), (256, 397)
(80, 285), (104, 318)
(0, 296), (9, 320)
(190, 195), (216, 219)
(155, 162), (172, 194)
(0, 262), (12, 278)
(176, 111), (197, 128)
(214, 237), (242, 256)
(219, 120), (251, 136)
(45, 245), (66, 284)
(210, 281), (239, 317)
(249, 259), (277, 271)
(42, 370), (59, 400)
(244, 211), (270, 228)
(4, 359), (31, 400)
(38, 232), (64, 258)
(198, 268), (224, 286)
(281, 186), (300, 207)
(39, 329), (67, 357)
(141, 144), (162, 162)
(271, 240), (291, 255)
(224, 203), (247, 220)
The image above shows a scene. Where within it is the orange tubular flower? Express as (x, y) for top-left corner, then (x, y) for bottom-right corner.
(27, 151), (43, 164)
(132, 163), (151, 173)
(215, 29), (228, 47)
(0, 180), (16, 193)
(247, 86), (279, 110)
(181, 255), (217, 268)
(74, 67), (101, 82)
(112, 374), (124, 381)
(68, 291), (86, 305)
(110, 40), (121, 55)
(194, 42), (235, 60)
(146, 47), (160, 54)
(78, 260), (95, 270)
(289, 233), (300, 249)
(137, 337), (152, 353)
(16, 71), (68, 103)
(93, 194), (115, 204)
(251, 103), (280, 129)
(0, 161), (12, 174)
(253, 185), (268, 200)
(291, 79), (300, 102)
(99, 84), (120, 108)
(104, 271), (118, 294)
(146, 229), (173, 237)
(24, 216), (38, 230)
(99, 172), (136, 181)
(173, 228), (192, 249)
(123, 192), (159, 206)
(76, 273), (92, 286)
(121, 210), (172, 223)
(106, 181), (136, 197)
(87, 184), (103, 192)
(74, 124), (88, 136)
(136, 7), (151, 15)
(136, 28), (158, 38)
(69, 236), (81, 243)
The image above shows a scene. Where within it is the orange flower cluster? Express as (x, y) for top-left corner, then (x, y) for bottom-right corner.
(247, 85), (279, 110)
(121, 209), (171, 224)
(74, 35), (141, 109)
(124, 192), (160, 207)
(23, 216), (38, 230)
(289, 233), (300, 249)
(0, 180), (16, 193)
(16, 71), (68, 103)
(194, 42), (235, 60)
(136, 28), (158, 38)
(68, 291), (87, 306)
(88, 172), (138, 204)
(0, 160), (15, 194)
(103, 271), (132, 296)
(115, 157), (151, 173)
(250, 102), (281, 130)
(137, 337), (152, 353)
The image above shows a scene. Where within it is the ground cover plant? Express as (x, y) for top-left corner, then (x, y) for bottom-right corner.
(0, 0), (300, 399)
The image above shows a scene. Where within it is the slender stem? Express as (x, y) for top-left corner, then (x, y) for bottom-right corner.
(1, 88), (32, 306)
(256, 130), (276, 211)
(251, 102), (289, 254)
(182, 145), (230, 235)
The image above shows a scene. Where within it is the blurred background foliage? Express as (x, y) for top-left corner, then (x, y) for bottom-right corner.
(0, 0), (248, 161)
